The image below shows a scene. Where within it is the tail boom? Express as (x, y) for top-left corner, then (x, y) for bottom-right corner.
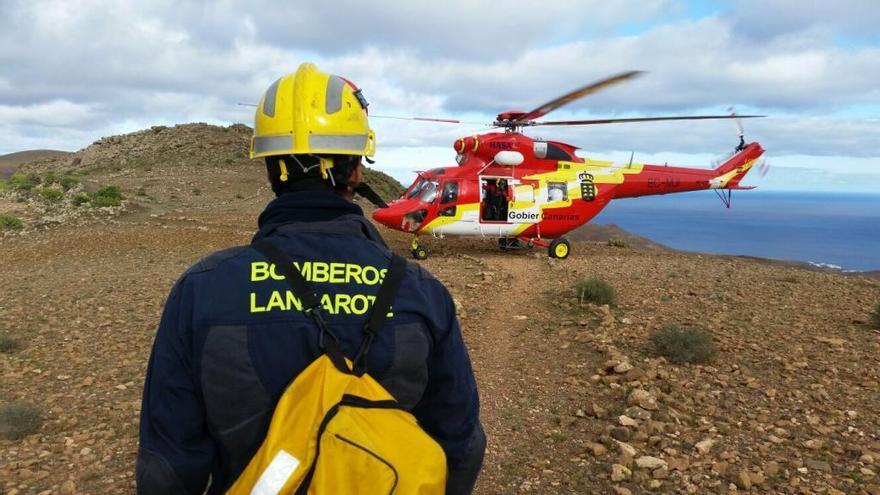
(613, 142), (764, 198)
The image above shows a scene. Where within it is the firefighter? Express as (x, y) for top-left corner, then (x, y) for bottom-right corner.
(137, 63), (485, 494)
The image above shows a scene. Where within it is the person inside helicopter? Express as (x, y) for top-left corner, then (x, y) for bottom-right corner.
(481, 179), (499, 221)
(494, 179), (510, 220)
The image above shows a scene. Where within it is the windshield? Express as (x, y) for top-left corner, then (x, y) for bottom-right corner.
(418, 180), (439, 203)
(405, 178), (428, 199)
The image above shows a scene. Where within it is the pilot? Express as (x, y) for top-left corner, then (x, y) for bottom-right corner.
(137, 62), (485, 494)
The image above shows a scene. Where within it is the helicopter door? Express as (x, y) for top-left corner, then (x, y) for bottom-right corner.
(438, 180), (459, 217)
(480, 177), (512, 223)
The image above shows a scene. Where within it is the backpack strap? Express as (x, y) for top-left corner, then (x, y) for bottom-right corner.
(251, 238), (350, 373)
(351, 253), (408, 372)
(251, 238), (408, 376)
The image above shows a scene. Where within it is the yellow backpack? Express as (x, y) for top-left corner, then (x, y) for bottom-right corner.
(227, 240), (446, 494)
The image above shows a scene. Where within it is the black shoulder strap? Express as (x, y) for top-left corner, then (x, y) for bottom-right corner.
(250, 238), (408, 375)
(252, 238), (322, 312)
(366, 253), (408, 335)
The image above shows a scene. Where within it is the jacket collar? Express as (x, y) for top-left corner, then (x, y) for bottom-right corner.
(253, 191), (386, 246)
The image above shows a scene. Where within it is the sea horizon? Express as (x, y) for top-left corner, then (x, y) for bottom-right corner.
(592, 189), (880, 272)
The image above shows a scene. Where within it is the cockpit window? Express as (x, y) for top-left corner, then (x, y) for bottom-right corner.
(441, 181), (458, 204)
(546, 143), (572, 161)
(418, 180), (440, 203)
(406, 178), (428, 199)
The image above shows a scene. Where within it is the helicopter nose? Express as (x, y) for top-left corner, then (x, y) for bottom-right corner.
(372, 206), (399, 229)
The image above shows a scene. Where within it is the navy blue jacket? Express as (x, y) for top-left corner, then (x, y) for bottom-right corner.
(137, 191), (484, 494)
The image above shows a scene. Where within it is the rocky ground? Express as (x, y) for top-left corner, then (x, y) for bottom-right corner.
(2, 125), (879, 494)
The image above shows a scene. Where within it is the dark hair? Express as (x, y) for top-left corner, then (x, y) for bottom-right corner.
(265, 154), (361, 196)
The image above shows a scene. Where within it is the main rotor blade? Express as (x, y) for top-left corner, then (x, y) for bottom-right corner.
(532, 115), (765, 126)
(514, 70), (644, 123)
(371, 114), (487, 125)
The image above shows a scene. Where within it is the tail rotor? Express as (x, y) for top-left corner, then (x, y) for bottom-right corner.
(729, 107), (770, 177)
(728, 107), (746, 151)
(757, 156), (771, 177)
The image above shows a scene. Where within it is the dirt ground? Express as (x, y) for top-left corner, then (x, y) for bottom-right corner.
(2, 128), (880, 494)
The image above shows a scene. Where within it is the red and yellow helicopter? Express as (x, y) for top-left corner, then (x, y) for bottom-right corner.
(371, 71), (766, 259)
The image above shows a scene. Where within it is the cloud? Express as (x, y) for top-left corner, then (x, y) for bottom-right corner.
(324, 18), (880, 115)
(0, 100), (97, 127)
(186, 0), (678, 59)
(729, 0), (880, 41)
(0, 0), (878, 193)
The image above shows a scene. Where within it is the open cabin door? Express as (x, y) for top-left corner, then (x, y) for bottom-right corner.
(479, 176), (513, 223)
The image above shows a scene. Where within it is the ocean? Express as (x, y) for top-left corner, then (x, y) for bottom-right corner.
(592, 191), (880, 272)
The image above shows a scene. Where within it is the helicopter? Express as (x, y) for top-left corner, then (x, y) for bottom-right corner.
(370, 71), (766, 260)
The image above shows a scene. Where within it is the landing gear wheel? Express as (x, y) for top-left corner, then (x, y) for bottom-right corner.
(412, 246), (428, 260)
(410, 236), (428, 260)
(498, 238), (521, 251)
(548, 238), (571, 259)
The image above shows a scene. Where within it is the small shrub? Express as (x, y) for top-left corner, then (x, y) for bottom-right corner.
(36, 187), (64, 202)
(235, 193), (244, 199)
(0, 214), (24, 230)
(0, 402), (44, 440)
(0, 335), (21, 353)
(650, 325), (717, 364)
(42, 171), (58, 185)
(72, 193), (91, 205)
(7, 173), (39, 191)
(59, 176), (79, 191)
(607, 238), (629, 248)
(90, 185), (124, 208)
(95, 185), (122, 199)
(136, 187), (147, 196)
(192, 188), (201, 195)
(91, 195), (121, 208)
(575, 277), (617, 306)
(871, 303), (880, 329)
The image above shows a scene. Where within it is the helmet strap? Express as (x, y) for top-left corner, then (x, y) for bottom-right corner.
(278, 158), (289, 182)
(318, 157), (336, 187)
(290, 154), (320, 175)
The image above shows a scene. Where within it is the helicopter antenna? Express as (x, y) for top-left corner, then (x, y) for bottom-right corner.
(477, 159), (497, 175)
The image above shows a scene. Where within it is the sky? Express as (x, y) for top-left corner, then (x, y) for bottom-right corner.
(1, 0), (879, 192)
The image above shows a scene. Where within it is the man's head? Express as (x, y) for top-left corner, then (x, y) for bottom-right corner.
(251, 63), (374, 197)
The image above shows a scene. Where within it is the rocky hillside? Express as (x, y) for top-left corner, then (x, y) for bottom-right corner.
(1, 124), (879, 495)
(0, 150), (71, 178)
(0, 124), (404, 233)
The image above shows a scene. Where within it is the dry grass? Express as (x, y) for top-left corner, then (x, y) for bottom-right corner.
(0, 402), (43, 440)
(575, 277), (617, 306)
(650, 325), (717, 364)
(0, 335), (22, 353)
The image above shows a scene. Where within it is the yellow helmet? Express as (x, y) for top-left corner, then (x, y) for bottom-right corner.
(250, 62), (376, 160)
